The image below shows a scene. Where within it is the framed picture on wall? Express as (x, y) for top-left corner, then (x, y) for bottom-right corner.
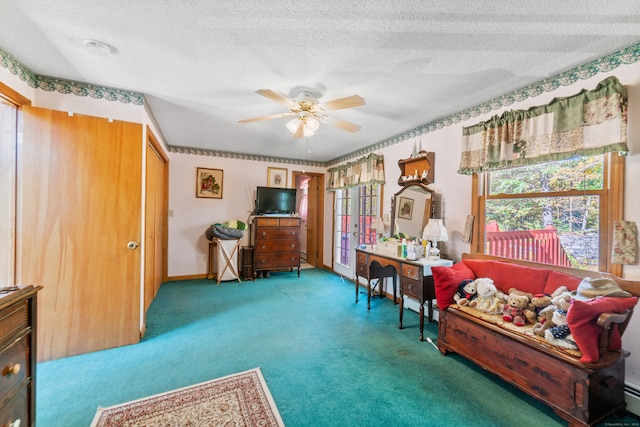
(196, 167), (223, 199)
(398, 197), (414, 220)
(267, 167), (288, 188)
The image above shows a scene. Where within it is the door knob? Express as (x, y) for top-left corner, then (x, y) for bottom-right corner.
(127, 241), (139, 250)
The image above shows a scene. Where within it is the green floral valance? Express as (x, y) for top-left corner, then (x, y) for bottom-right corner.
(458, 76), (628, 175)
(327, 153), (385, 191)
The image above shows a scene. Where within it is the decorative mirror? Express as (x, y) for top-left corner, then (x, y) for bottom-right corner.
(389, 150), (438, 239)
(389, 183), (435, 239)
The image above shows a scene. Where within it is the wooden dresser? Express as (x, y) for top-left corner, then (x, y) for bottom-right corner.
(253, 217), (301, 277)
(0, 285), (42, 427)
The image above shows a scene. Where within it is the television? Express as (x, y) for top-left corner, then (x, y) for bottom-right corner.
(255, 186), (297, 215)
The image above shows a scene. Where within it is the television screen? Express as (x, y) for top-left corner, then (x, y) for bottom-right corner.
(255, 186), (297, 215)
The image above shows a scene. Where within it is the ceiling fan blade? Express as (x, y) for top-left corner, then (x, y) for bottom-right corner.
(320, 95), (365, 111)
(293, 121), (305, 138)
(255, 89), (293, 106)
(325, 116), (361, 133)
(238, 112), (295, 123)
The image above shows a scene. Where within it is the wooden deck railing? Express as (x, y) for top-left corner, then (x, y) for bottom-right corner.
(485, 227), (572, 267)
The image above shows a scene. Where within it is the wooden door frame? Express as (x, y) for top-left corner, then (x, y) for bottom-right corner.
(292, 171), (324, 268)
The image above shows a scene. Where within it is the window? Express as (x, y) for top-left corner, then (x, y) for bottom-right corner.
(476, 153), (623, 273)
(333, 184), (380, 275)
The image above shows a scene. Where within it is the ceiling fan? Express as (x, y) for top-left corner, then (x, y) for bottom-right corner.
(238, 89), (365, 138)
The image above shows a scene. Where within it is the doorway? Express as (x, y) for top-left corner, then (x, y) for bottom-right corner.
(292, 171), (324, 268)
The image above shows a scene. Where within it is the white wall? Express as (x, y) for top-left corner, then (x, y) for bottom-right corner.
(167, 153), (326, 277)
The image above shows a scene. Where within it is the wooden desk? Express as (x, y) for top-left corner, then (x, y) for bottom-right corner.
(355, 248), (452, 340)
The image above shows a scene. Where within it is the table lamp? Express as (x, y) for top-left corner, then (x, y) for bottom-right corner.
(422, 219), (448, 259)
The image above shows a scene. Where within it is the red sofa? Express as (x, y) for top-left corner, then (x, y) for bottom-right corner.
(432, 253), (640, 427)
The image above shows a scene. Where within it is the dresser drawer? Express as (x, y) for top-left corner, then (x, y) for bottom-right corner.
(356, 251), (367, 264)
(254, 240), (299, 254)
(278, 218), (300, 227)
(255, 218), (279, 227)
(256, 253), (300, 268)
(0, 334), (28, 402)
(401, 263), (422, 281)
(0, 384), (28, 427)
(255, 228), (300, 240)
(0, 304), (28, 345)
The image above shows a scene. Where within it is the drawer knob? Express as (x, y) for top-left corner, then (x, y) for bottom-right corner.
(7, 419), (21, 427)
(4, 363), (20, 376)
(407, 268), (413, 275)
(261, 244), (266, 249)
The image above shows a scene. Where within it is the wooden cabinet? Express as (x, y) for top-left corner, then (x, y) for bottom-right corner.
(253, 217), (301, 277)
(397, 150), (435, 185)
(241, 246), (255, 281)
(0, 285), (41, 427)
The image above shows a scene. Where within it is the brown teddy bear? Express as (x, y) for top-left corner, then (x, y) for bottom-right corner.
(532, 305), (556, 336)
(502, 288), (533, 327)
(524, 286), (569, 324)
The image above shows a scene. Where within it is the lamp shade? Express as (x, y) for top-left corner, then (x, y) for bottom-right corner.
(422, 219), (448, 242)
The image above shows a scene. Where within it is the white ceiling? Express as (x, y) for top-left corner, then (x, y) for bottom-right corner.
(2, 1), (639, 164)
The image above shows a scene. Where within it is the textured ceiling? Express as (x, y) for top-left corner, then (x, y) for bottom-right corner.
(1, 0), (639, 163)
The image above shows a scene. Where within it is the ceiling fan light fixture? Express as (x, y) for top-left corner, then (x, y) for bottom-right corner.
(303, 125), (315, 137)
(305, 116), (320, 132)
(286, 118), (300, 133)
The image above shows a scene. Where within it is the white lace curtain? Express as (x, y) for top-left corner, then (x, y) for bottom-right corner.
(458, 76), (628, 175)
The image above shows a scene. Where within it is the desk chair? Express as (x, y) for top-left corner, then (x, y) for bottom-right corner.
(366, 260), (397, 310)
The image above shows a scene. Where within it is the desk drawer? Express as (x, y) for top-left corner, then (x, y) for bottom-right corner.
(356, 262), (368, 277)
(401, 278), (423, 300)
(401, 263), (422, 281)
(356, 251), (367, 264)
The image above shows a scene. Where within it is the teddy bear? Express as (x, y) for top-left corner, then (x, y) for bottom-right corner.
(453, 279), (477, 306)
(524, 286), (569, 324)
(502, 288), (533, 327)
(532, 304), (556, 336)
(470, 278), (505, 314)
(544, 308), (578, 350)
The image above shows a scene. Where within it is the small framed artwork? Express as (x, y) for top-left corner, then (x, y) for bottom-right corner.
(267, 167), (288, 188)
(398, 197), (414, 220)
(196, 167), (223, 199)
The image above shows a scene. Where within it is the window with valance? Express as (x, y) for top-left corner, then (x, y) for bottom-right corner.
(327, 153), (385, 191)
(460, 76), (628, 274)
(458, 76), (628, 175)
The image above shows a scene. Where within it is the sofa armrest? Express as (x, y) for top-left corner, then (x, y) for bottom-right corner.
(597, 308), (633, 351)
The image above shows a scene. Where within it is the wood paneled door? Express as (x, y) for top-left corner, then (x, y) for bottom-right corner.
(144, 130), (168, 320)
(20, 106), (143, 361)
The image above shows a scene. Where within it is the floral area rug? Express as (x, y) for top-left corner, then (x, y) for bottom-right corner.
(90, 368), (285, 426)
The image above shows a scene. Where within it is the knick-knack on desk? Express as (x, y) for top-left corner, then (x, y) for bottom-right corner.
(421, 169), (428, 179)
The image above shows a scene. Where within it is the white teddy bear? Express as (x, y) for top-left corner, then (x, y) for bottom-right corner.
(470, 278), (505, 314)
(544, 308), (578, 350)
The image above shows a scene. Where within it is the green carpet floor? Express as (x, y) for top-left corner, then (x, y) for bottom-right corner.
(37, 268), (639, 426)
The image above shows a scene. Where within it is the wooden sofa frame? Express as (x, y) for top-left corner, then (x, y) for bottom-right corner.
(437, 253), (640, 427)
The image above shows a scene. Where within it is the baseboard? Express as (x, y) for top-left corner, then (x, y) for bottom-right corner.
(167, 273), (208, 281)
(626, 383), (640, 416)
